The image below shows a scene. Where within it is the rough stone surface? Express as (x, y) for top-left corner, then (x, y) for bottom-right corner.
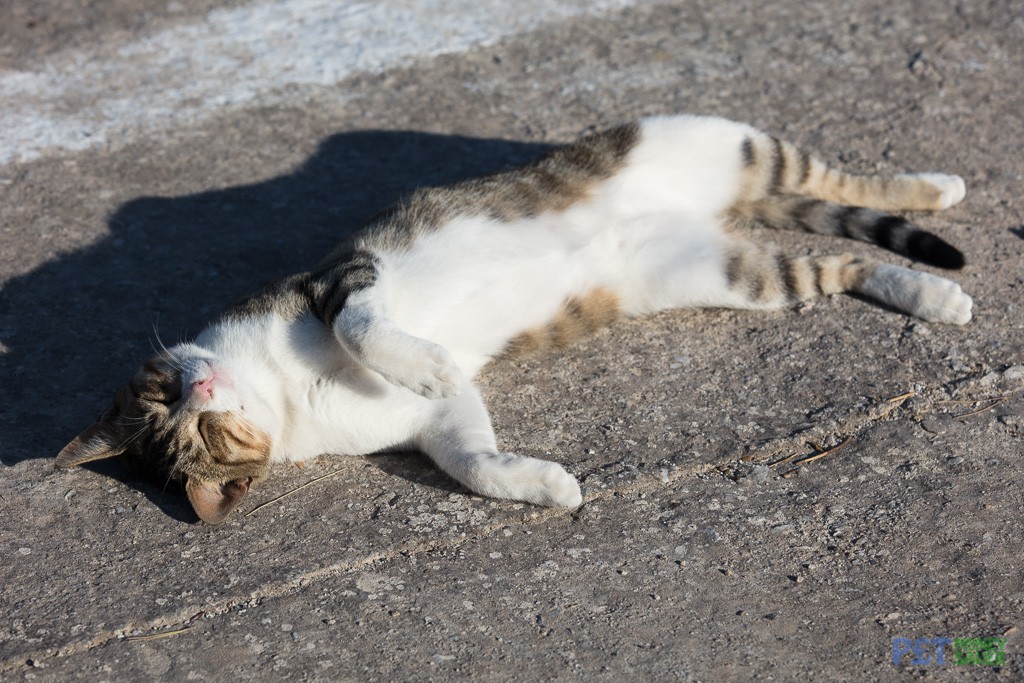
(1, 0), (1022, 680)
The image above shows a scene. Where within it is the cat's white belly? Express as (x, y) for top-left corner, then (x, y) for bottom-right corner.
(378, 202), (722, 372)
(381, 216), (586, 369)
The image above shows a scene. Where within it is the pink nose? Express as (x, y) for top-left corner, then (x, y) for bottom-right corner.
(192, 377), (215, 400)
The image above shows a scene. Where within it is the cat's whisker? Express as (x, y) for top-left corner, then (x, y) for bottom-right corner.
(163, 456), (187, 493)
(116, 424), (150, 452)
(150, 323), (188, 372)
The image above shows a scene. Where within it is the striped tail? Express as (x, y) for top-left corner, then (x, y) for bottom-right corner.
(734, 196), (965, 270)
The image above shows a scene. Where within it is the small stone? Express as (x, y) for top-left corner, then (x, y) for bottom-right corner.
(1005, 365), (1024, 381)
(920, 415), (950, 434)
(17, 548), (31, 556)
(980, 371), (1001, 387)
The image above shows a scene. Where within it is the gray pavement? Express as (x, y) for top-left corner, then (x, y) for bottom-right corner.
(1, 0), (1022, 680)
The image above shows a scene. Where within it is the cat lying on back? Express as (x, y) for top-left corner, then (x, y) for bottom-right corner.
(56, 115), (973, 524)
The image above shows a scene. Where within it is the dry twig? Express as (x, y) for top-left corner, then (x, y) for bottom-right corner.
(887, 390), (916, 404)
(126, 627), (191, 642)
(245, 468), (348, 517)
(770, 437), (851, 468)
(792, 437), (852, 465)
(953, 398), (1006, 419)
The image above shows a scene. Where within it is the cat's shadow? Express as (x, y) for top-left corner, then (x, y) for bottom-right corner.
(0, 130), (552, 509)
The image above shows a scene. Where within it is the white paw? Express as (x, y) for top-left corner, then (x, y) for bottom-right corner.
(861, 264), (972, 325)
(471, 454), (582, 507)
(914, 173), (967, 210)
(529, 461), (584, 507)
(914, 276), (973, 325)
(378, 340), (462, 399)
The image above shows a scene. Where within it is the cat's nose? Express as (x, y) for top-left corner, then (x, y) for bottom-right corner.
(192, 377), (215, 400)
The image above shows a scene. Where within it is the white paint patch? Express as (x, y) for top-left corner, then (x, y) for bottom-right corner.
(0, 0), (638, 165)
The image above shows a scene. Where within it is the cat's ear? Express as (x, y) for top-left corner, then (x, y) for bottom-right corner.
(56, 418), (126, 468)
(186, 477), (251, 525)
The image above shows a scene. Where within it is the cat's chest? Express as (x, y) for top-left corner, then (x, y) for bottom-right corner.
(277, 371), (427, 461)
(270, 318), (428, 461)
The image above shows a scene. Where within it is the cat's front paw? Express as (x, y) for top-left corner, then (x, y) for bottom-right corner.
(531, 461), (584, 507)
(384, 340), (462, 399)
(471, 454), (583, 507)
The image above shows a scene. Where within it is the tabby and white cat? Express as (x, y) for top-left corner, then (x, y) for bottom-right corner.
(57, 115), (973, 524)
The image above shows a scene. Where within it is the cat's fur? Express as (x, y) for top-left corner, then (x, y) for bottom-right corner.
(56, 115), (973, 524)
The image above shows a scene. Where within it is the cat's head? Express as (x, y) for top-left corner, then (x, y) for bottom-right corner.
(56, 344), (273, 524)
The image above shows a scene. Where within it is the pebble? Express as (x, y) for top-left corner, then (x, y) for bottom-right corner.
(920, 415), (950, 434)
(980, 371), (1001, 387)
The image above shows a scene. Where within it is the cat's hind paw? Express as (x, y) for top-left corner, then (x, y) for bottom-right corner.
(911, 173), (967, 210)
(915, 276), (973, 325)
(860, 264), (973, 325)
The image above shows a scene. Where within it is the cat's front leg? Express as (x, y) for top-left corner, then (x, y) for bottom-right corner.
(334, 289), (462, 399)
(418, 386), (583, 507)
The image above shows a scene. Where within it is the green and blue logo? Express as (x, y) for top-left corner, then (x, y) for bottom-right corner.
(892, 637), (1006, 667)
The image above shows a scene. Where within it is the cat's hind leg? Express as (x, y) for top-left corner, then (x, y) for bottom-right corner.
(738, 133), (966, 212)
(624, 238), (972, 324)
(416, 385), (582, 507)
(719, 242), (973, 324)
(726, 244), (972, 324)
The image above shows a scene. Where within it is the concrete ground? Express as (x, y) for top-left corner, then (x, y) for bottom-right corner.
(1, 0), (1022, 680)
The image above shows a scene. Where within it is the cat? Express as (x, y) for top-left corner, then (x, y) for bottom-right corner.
(55, 115), (973, 524)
